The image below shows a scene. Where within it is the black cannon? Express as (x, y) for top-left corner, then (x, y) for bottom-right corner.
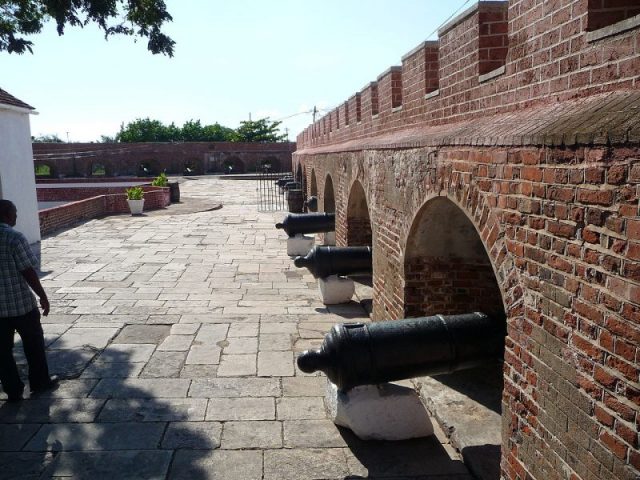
(276, 177), (293, 189)
(297, 312), (505, 391)
(305, 196), (318, 212)
(294, 246), (371, 278)
(276, 213), (335, 237)
(284, 181), (300, 191)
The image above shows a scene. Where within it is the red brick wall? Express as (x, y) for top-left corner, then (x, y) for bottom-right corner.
(295, 7), (640, 476)
(297, 142), (639, 480)
(39, 196), (106, 236)
(39, 187), (170, 236)
(588, 0), (640, 31)
(298, 0), (640, 148)
(32, 142), (295, 177)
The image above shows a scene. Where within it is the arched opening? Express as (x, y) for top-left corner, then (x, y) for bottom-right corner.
(346, 180), (372, 246)
(138, 162), (155, 177)
(404, 197), (504, 318)
(261, 156), (280, 172)
(34, 162), (54, 178)
(223, 157), (245, 174)
(91, 163), (106, 177)
(404, 196), (505, 477)
(184, 160), (196, 175)
(323, 175), (335, 213)
(309, 169), (318, 197)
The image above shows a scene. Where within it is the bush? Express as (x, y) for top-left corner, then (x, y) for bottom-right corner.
(151, 172), (168, 187)
(126, 186), (144, 200)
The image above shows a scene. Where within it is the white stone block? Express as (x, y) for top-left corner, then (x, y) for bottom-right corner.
(323, 231), (336, 246)
(287, 234), (315, 256)
(318, 275), (354, 305)
(326, 380), (434, 441)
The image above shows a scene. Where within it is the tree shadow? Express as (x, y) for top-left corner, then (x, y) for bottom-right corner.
(0, 338), (213, 480)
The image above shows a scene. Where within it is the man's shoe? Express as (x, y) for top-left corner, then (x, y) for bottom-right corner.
(30, 377), (60, 395)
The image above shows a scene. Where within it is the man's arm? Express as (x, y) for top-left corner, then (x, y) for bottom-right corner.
(20, 268), (50, 316)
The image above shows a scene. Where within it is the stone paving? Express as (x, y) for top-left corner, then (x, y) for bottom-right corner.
(0, 178), (472, 479)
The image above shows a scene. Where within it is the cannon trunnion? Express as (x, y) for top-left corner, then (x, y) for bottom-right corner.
(294, 246), (372, 278)
(276, 213), (335, 237)
(297, 313), (504, 391)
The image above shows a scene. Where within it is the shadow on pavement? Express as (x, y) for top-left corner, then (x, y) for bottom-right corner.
(338, 426), (471, 479)
(0, 341), (212, 480)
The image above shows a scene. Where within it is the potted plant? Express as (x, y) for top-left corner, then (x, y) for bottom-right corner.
(126, 186), (145, 215)
(152, 172), (180, 203)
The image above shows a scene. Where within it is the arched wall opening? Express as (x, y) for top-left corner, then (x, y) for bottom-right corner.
(310, 169), (318, 197)
(346, 180), (372, 246)
(261, 156), (281, 172)
(404, 197), (504, 318)
(323, 175), (335, 213)
(34, 161), (55, 178)
(403, 196), (505, 475)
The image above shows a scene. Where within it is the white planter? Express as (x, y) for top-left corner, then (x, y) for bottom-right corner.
(127, 199), (145, 215)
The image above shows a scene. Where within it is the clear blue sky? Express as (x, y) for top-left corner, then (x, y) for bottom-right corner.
(1, 1), (466, 142)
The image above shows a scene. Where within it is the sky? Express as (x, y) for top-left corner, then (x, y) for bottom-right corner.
(1, 1), (467, 143)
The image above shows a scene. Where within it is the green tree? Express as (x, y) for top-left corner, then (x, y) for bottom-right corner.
(0, 0), (175, 56)
(233, 118), (287, 143)
(116, 118), (177, 142)
(32, 134), (63, 143)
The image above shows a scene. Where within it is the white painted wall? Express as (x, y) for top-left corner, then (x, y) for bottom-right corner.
(0, 106), (41, 244)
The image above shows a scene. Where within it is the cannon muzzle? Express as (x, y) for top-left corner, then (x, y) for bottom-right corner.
(276, 176), (293, 188)
(297, 313), (505, 391)
(293, 246), (371, 278)
(276, 213), (335, 237)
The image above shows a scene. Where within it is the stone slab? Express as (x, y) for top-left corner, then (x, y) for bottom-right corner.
(161, 421), (222, 449)
(276, 396), (327, 420)
(168, 449), (262, 480)
(112, 325), (171, 344)
(189, 377), (280, 398)
(24, 423), (166, 451)
(221, 421), (282, 449)
(43, 450), (172, 479)
(263, 448), (348, 480)
(206, 398), (275, 421)
(90, 378), (190, 398)
(98, 398), (208, 422)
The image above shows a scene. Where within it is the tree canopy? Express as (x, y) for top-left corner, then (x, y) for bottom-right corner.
(0, 0), (175, 55)
(114, 117), (287, 143)
(32, 134), (63, 143)
(234, 118), (287, 143)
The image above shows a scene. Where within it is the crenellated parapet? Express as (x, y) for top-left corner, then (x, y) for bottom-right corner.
(297, 0), (640, 149)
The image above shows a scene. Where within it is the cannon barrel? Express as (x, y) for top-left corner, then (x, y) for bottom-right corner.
(284, 181), (300, 191)
(276, 213), (335, 237)
(305, 196), (318, 212)
(293, 246), (371, 278)
(297, 312), (505, 391)
(276, 177), (293, 188)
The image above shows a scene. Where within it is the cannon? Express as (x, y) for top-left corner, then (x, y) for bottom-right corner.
(284, 181), (300, 191)
(297, 312), (505, 391)
(276, 176), (293, 189)
(305, 196), (318, 212)
(276, 212), (335, 237)
(294, 246), (371, 279)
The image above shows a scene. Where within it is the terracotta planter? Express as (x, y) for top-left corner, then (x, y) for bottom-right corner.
(127, 199), (144, 215)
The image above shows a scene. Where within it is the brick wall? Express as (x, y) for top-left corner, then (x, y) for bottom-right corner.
(39, 187), (170, 236)
(298, 0), (640, 149)
(32, 141), (295, 177)
(293, 1), (640, 478)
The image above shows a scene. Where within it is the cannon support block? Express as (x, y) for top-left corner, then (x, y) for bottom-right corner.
(326, 380), (434, 441)
(318, 275), (355, 304)
(287, 234), (315, 256)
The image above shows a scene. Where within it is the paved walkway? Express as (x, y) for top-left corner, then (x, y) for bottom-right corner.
(0, 178), (472, 479)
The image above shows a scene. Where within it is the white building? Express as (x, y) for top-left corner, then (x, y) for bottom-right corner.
(0, 88), (40, 246)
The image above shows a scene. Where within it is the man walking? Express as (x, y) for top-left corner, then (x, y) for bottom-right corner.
(0, 199), (56, 402)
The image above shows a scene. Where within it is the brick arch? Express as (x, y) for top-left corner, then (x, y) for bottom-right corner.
(346, 179), (372, 247)
(34, 161), (56, 178)
(322, 174), (335, 214)
(223, 156), (245, 173)
(401, 190), (521, 324)
(261, 156), (280, 172)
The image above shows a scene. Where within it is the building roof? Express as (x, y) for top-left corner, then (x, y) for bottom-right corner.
(0, 87), (34, 110)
